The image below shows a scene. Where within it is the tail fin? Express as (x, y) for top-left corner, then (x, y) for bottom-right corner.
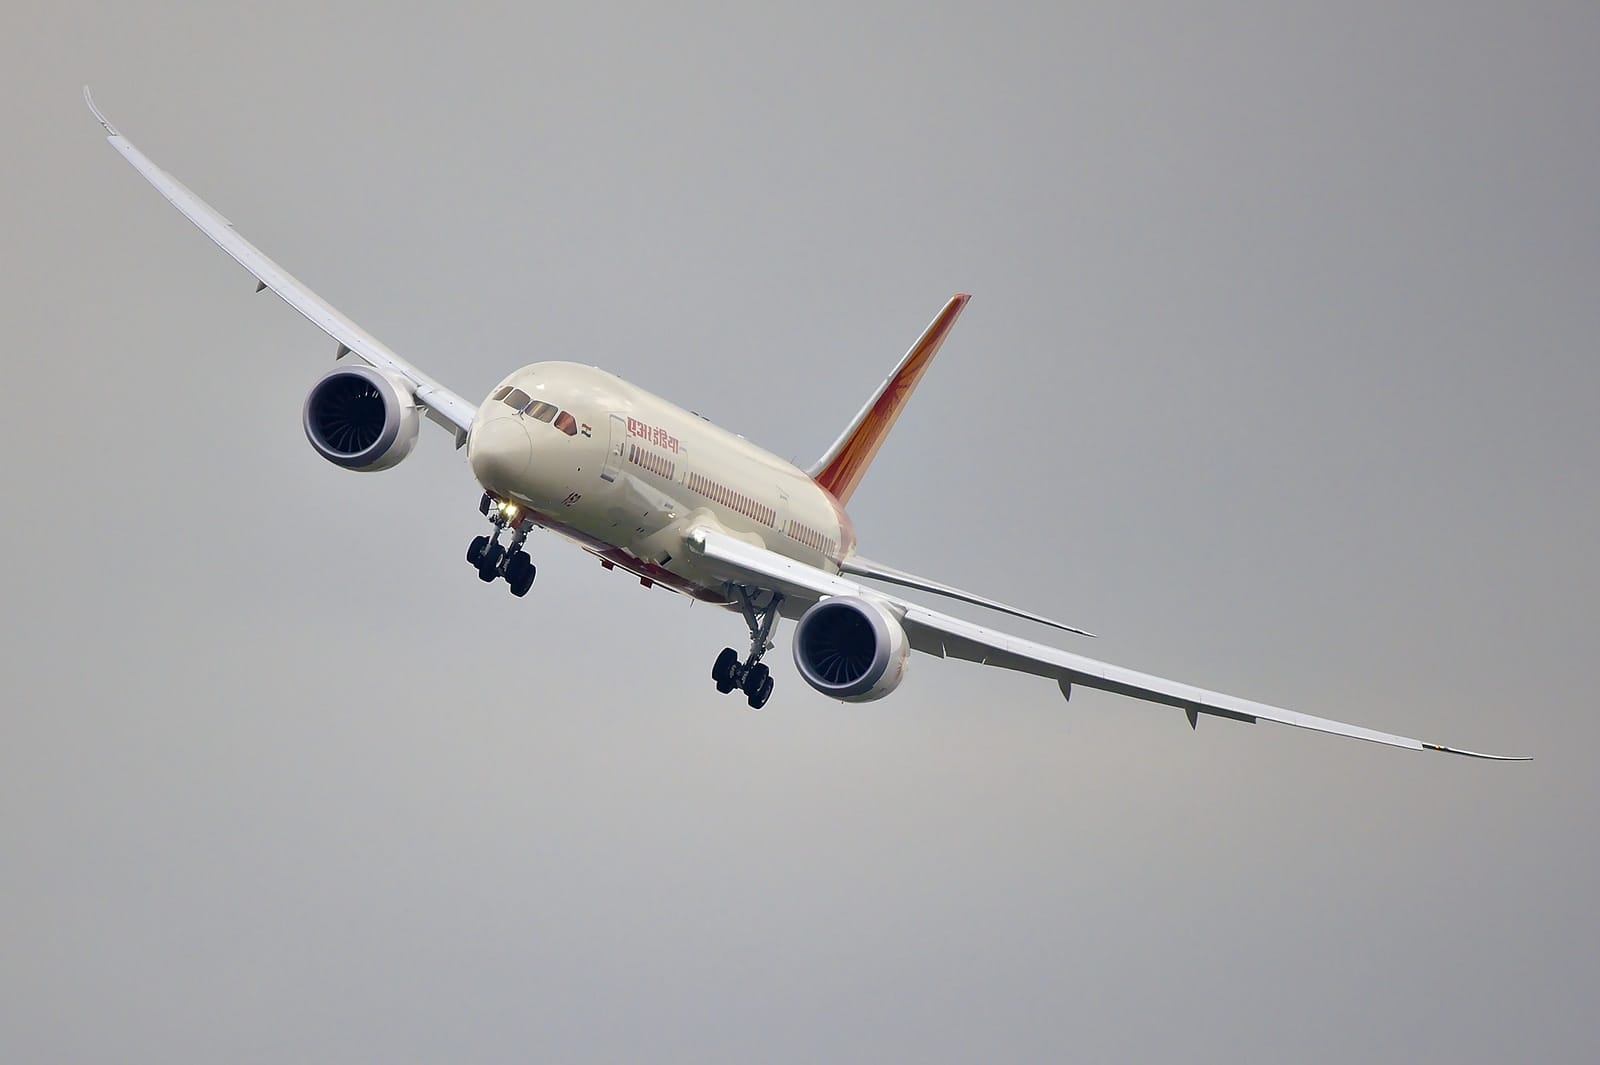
(807, 294), (970, 503)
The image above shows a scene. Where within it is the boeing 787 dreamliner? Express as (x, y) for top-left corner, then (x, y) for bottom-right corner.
(87, 91), (1525, 759)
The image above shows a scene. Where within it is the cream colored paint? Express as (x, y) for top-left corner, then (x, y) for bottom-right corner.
(468, 362), (851, 600)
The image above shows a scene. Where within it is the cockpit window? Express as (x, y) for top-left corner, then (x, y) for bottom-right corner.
(491, 387), (578, 437)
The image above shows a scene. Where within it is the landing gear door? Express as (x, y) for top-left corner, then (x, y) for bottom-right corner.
(600, 414), (626, 483)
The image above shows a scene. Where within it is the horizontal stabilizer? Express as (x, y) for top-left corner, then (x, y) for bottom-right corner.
(840, 555), (1096, 637)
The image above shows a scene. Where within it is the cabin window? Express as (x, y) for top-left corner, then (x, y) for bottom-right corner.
(554, 411), (579, 436)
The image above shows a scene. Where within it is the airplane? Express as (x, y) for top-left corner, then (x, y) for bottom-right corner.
(86, 90), (1527, 759)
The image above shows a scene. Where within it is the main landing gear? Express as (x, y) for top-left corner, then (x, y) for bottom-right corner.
(468, 492), (536, 597)
(711, 587), (784, 710)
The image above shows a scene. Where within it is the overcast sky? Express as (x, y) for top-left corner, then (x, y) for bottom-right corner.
(4, 3), (1598, 1062)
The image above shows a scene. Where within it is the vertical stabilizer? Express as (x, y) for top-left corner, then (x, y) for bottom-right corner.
(807, 294), (969, 503)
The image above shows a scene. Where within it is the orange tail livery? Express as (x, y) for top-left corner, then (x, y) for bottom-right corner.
(807, 294), (970, 503)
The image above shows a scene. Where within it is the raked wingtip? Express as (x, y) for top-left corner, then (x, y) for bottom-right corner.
(1423, 742), (1531, 762)
(83, 86), (119, 137)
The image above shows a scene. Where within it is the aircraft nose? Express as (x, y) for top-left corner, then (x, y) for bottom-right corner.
(468, 416), (533, 491)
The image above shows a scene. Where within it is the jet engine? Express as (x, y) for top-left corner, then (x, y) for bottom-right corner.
(792, 596), (910, 702)
(302, 364), (420, 472)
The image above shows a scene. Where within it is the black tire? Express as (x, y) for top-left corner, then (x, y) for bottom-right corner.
(741, 662), (770, 697)
(477, 543), (504, 582)
(712, 648), (740, 687)
(747, 675), (774, 710)
(507, 553), (536, 597)
(467, 535), (489, 565)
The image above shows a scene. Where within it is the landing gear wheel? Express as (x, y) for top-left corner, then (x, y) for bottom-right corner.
(712, 648), (740, 693)
(740, 662), (770, 697)
(467, 535), (489, 566)
(747, 674), (774, 710)
(711, 589), (786, 707)
(506, 552), (536, 597)
(477, 543), (505, 582)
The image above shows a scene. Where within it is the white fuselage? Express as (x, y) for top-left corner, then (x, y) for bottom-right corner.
(466, 362), (857, 606)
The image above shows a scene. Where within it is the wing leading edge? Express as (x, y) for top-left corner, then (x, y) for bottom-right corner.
(686, 528), (1528, 760)
(84, 88), (475, 442)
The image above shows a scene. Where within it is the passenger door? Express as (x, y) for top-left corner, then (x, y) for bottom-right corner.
(600, 414), (626, 483)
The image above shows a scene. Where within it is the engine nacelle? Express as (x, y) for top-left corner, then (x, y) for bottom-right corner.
(792, 596), (910, 702)
(302, 364), (420, 472)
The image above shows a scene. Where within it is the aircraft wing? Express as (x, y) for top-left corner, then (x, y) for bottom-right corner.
(685, 527), (1527, 760)
(84, 89), (475, 442)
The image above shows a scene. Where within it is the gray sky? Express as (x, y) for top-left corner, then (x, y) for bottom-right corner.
(5, 2), (1597, 1062)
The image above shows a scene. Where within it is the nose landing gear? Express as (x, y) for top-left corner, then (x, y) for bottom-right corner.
(469, 493), (536, 597)
(711, 588), (783, 709)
